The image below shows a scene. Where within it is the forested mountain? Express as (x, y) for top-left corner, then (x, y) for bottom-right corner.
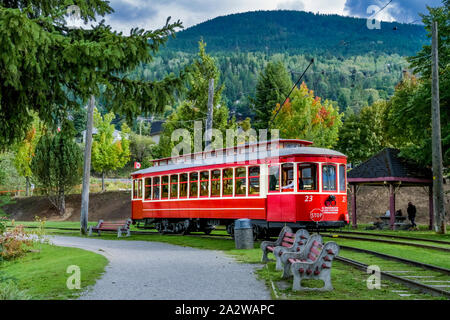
(131, 10), (429, 119)
(163, 10), (428, 56)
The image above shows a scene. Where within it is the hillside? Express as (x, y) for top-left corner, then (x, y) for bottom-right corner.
(132, 11), (429, 119)
(163, 10), (428, 56)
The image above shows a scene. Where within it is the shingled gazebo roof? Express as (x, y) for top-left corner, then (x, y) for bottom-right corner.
(348, 148), (433, 186)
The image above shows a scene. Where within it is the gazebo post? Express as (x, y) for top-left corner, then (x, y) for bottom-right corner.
(351, 184), (357, 229)
(389, 184), (396, 230)
(429, 185), (434, 231)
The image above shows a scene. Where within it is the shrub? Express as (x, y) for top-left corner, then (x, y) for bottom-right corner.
(0, 225), (32, 261)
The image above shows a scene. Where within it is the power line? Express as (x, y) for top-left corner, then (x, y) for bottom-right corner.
(369, 0), (394, 18)
(270, 58), (314, 126)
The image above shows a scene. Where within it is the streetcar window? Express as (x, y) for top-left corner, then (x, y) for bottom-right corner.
(189, 172), (199, 198)
(161, 176), (169, 199)
(145, 178), (152, 200)
(235, 167), (247, 196)
(211, 170), (221, 197)
(170, 175), (178, 199)
(281, 163), (294, 192)
(152, 177), (160, 200)
(200, 171), (210, 197)
(269, 166), (280, 192)
(298, 163), (317, 191)
(322, 165), (337, 191)
(134, 179), (143, 199)
(133, 180), (138, 199)
(248, 166), (260, 196)
(339, 164), (346, 192)
(180, 173), (188, 198)
(222, 168), (233, 196)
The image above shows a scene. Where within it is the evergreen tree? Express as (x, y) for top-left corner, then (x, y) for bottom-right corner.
(156, 41), (235, 158)
(251, 61), (292, 130)
(91, 109), (131, 191)
(0, 1), (184, 146)
(31, 130), (83, 215)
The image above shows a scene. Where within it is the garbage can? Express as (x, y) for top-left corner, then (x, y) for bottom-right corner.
(234, 219), (254, 249)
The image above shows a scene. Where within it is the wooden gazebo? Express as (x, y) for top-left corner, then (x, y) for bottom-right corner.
(348, 148), (433, 230)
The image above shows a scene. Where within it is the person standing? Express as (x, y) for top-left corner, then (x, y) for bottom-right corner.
(407, 202), (417, 228)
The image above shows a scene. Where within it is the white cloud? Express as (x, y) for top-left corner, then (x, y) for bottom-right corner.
(277, 0), (305, 11)
(101, 0), (437, 33)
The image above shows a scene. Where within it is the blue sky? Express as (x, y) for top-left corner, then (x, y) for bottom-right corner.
(100, 0), (443, 33)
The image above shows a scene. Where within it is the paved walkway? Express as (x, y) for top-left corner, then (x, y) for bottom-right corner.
(51, 236), (271, 300)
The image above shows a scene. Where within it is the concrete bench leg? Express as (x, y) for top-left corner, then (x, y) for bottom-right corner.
(282, 263), (292, 279)
(261, 249), (270, 263)
(88, 226), (92, 237)
(273, 247), (287, 271)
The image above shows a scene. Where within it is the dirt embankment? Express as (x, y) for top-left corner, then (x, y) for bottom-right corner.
(1, 187), (448, 224)
(2, 191), (131, 222)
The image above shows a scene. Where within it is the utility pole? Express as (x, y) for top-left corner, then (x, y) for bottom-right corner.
(431, 21), (446, 234)
(80, 95), (95, 235)
(205, 78), (214, 149)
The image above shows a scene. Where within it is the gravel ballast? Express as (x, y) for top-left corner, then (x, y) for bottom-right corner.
(51, 236), (271, 300)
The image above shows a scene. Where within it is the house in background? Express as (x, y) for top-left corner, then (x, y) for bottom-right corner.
(81, 127), (123, 144)
(149, 120), (165, 144)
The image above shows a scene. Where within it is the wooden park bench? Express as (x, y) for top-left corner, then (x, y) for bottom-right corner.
(280, 236), (339, 291)
(88, 219), (132, 238)
(261, 227), (310, 270)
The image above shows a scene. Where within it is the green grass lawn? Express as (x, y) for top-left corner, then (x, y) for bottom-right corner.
(5, 221), (449, 300)
(0, 243), (108, 300)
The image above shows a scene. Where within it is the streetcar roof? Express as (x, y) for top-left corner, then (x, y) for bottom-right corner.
(132, 147), (346, 176)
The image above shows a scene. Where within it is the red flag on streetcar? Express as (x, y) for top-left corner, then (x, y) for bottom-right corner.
(134, 162), (141, 169)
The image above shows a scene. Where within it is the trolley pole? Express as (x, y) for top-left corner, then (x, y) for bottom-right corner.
(80, 95), (95, 235)
(431, 21), (446, 234)
(205, 78), (214, 149)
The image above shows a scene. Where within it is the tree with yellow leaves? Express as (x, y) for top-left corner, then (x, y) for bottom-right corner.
(91, 109), (131, 192)
(13, 113), (43, 196)
(272, 82), (343, 149)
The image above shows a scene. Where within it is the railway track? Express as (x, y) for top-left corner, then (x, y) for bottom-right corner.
(335, 255), (450, 298)
(339, 245), (450, 275)
(322, 233), (450, 252)
(332, 230), (450, 246)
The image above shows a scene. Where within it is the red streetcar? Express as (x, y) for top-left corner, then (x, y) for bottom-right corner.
(130, 139), (348, 238)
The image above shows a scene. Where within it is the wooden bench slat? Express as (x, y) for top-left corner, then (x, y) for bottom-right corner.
(285, 232), (295, 237)
(283, 237), (295, 243)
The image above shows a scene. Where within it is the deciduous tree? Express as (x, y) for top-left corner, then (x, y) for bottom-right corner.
(31, 130), (83, 215)
(273, 83), (343, 149)
(13, 114), (43, 195)
(91, 109), (131, 191)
